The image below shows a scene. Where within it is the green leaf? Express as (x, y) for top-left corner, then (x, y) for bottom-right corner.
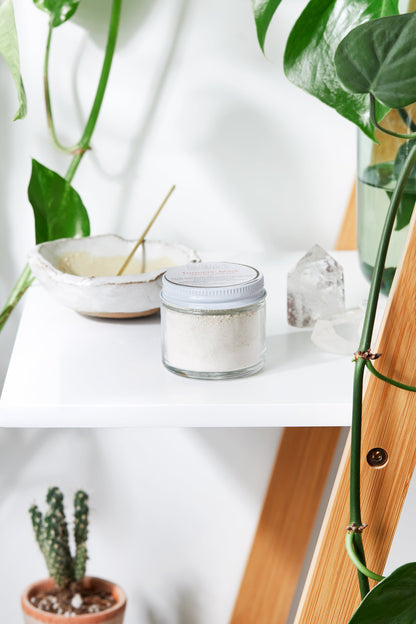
(33, 0), (81, 27)
(393, 139), (416, 185)
(386, 190), (415, 231)
(284, 0), (399, 139)
(395, 193), (415, 231)
(28, 159), (90, 244)
(335, 13), (416, 110)
(384, 139), (416, 231)
(0, 0), (27, 120)
(348, 563), (416, 623)
(251, 0), (284, 53)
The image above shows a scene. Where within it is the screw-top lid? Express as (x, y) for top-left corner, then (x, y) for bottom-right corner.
(161, 262), (266, 310)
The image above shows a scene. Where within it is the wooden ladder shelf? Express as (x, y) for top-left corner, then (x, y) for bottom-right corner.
(231, 188), (416, 623)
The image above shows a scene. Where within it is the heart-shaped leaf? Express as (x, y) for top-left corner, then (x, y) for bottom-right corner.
(28, 159), (90, 244)
(335, 13), (416, 109)
(348, 563), (416, 623)
(33, 0), (81, 27)
(0, 0), (27, 120)
(284, 0), (398, 139)
(251, 0), (284, 53)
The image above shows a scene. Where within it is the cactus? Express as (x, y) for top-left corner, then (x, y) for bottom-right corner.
(29, 504), (47, 564)
(29, 487), (89, 589)
(74, 490), (89, 581)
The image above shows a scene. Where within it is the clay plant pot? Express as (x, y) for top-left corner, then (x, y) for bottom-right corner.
(21, 576), (127, 624)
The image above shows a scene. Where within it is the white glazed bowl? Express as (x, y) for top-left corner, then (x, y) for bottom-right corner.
(27, 235), (200, 318)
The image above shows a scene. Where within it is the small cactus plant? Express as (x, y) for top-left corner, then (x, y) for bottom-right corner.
(29, 486), (89, 589)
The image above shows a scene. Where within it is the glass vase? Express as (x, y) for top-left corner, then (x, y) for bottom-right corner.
(357, 107), (416, 295)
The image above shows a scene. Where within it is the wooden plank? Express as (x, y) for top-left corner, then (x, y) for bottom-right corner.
(294, 209), (416, 623)
(230, 427), (341, 624)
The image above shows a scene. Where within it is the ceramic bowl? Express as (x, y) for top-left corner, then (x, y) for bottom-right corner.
(27, 235), (200, 318)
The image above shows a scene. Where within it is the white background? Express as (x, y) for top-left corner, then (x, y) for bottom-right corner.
(2, 1), (411, 623)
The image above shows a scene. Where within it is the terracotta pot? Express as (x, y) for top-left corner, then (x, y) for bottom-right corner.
(21, 577), (127, 624)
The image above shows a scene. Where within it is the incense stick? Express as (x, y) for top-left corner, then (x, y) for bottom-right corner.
(117, 185), (176, 276)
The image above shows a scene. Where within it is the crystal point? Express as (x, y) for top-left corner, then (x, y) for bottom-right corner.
(287, 245), (345, 328)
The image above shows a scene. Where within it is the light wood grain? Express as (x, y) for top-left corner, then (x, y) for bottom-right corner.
(335, 181), (357, 251)
(230, 427), (341, 624)
(294, 208), (416, 623)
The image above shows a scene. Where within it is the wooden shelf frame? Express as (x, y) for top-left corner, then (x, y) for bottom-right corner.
(232, 186), (416, 623)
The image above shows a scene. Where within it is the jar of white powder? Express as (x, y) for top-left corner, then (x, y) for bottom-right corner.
(160, 262), (266, 379)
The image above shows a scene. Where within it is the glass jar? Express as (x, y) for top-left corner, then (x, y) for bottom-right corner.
(160, 262), (266, 380)
(357, 106), (416, 294)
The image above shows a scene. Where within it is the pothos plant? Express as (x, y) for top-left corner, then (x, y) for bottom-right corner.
(252, 1), (416, 622)
(0, 0), (123, 333)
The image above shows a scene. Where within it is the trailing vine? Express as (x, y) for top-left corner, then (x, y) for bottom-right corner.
(252, 2), (416, 621)
(0, 0), (123, 333)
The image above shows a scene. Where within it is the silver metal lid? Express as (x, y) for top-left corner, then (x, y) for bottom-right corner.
(161, 262), (266, 310)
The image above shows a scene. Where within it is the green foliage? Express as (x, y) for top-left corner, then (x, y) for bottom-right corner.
(347, 563), (416, 623)
(251, 0), (416, 620)
(284, 0), (397, 139)
(251, 0), (398, 138)
(387, 139), (416, 231)
(386, 189), (416, 232)
(29, 487), (90, 589)
(335, 13), (416, 109)
(334, 14), (416, 232)
(28, 159), (90, 244)
(0, 0), (122, 335)
(33, 0), (81, 28)
(251, 0), (283, 53)
(0, 0), (27, 120)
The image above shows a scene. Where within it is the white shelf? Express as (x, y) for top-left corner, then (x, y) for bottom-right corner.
(0, 251), (374, 427)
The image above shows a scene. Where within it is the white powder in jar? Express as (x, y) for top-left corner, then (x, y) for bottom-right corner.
(162, 305), (265, 373)
(161, 262), (266, 378)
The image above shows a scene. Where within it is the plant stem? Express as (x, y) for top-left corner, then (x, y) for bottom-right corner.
(348, 138), (416, 598)
(65, 0), (122, 184)
(345, 533), (384, 582)
(0, 264), (34, 332)
(366, 360), (416, 391)
(0, 0), (123, 335)
(350, 358), (370, 597)
(371, 95), (416, 140)
(44, 23), (80, 153)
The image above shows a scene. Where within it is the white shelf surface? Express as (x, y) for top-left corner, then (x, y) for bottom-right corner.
(0, 251), (376, 427)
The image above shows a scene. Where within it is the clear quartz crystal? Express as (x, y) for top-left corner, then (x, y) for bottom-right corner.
(287, 245), (345, 328)
(311, 308), (363, 354)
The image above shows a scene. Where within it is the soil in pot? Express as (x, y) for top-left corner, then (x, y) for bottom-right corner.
(30, 581), (116, 616)
(22, 576), (127, 623)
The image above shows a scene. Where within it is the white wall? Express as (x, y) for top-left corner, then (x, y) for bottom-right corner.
(0, 1), (388, 623)
(0, 0), (356, 377)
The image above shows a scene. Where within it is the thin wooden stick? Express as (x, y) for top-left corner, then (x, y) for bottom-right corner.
(117, 185), (176, 276)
